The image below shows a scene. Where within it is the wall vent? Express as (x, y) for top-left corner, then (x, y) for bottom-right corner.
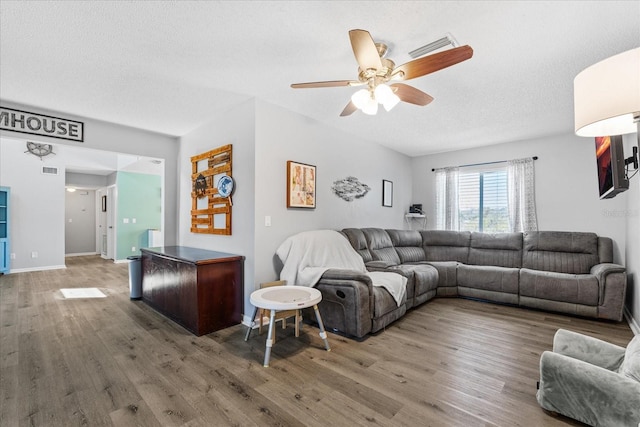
(41, 166), (59, 175)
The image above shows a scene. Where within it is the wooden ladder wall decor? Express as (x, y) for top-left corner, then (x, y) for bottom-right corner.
(190, 144), (233, 235)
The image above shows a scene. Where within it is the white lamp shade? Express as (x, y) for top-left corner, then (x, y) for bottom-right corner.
(362, 97), (378, 115)
(351, 89), (371, 109)
(574, 47), (640, 137)
(374, 84), (401, 111)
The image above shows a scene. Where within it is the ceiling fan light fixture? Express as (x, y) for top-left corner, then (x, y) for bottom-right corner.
(351, 88), (371, 110)
(374, 84), (401, 111)
(362, 97), (379, 115)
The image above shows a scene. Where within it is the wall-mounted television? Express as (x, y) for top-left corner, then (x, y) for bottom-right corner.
(595, 135), (628, 199)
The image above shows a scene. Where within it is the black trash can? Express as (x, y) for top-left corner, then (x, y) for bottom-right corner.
(127, 255), (142, 300)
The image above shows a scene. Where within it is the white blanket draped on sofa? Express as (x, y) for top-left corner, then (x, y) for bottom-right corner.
(276, 230), (407, 306)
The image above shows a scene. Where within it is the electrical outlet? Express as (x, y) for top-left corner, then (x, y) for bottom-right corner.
(265, 216), (271, 227)
(131, 246), (136, 252)
(31, 251), (38, 258)
(132, 218), (136, 223)
(123, 218), (129, 224)
(10, 253), (15, 260)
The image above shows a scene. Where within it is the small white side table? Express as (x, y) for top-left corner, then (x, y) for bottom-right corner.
(244, 286), (331, 367)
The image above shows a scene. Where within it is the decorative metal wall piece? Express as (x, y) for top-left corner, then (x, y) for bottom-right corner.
(331, 176), (370, 202)
(24, 141), (55, 160)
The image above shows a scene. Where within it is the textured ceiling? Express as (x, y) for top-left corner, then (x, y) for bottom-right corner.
(1, 1), (639, 157)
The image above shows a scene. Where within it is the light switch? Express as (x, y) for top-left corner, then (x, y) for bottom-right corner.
(132, 218), (137, 223)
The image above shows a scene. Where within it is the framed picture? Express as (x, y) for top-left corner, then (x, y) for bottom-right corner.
(382, 179), (393, 207)
(287, 161), (316, 208)
(101, 195), (107, 212)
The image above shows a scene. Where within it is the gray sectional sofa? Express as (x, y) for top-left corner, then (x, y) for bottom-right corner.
(312, 228), (627, 338)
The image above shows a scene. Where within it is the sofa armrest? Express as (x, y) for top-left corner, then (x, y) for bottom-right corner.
(365, 260), (396, 270)
(589, 263), (627, 322)
(314, 269), (374, 338)
(537, 351), (640, 426)
(590, 262), (626, 281)
(320, 268), (373, 283)
(552, 329), (625, 371)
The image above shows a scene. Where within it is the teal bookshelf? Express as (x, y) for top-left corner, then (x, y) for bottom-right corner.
(0, 187), (10, 274)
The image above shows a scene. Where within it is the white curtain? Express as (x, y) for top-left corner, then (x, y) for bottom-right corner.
(435, 167), (459, 230)
(507, 158), (538, 232)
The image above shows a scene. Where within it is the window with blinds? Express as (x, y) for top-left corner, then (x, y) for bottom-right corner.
(458, 167), (509, 233)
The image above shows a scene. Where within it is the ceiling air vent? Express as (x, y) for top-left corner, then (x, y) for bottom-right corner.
(41, 166), (59, 175)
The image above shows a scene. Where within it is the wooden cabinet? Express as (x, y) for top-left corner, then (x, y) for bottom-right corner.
(140, 246), (244, 336)
(0, 187), (9, 274)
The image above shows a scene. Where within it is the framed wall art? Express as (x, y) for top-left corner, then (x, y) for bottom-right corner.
(287, 161), (316, 209)
(382, 179), (393, 207)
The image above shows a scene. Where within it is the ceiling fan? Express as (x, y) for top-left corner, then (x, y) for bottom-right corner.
(291, 29), (473, 116)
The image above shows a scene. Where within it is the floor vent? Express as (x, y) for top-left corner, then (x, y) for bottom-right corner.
(41, 166), (59, 175)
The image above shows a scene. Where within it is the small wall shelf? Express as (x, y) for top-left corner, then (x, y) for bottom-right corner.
(405, 213), (426, 230)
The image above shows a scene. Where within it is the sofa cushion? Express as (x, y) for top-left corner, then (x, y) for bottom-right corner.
(386, 229), (426, 263)
(468, 232), (523, 268)
(372, 286), (406, 318)
(421, 230), (471, 263)
(423, 261), (458, 289)
(342, 228), (373, 263)
(362, 228), (401, 265)
(523, 231), (600, 274)
(389, 264), (438, 304)
(520, 268), (599, 306)
(619, 335), (640, 383)
(458, 264), (520, 294)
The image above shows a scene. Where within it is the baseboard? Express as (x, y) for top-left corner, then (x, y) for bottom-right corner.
(65, 252), (99, 257)
(9, 264), (67, 274)
(624, 306), (640, 335)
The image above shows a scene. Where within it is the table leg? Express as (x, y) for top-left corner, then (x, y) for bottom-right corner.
(313, 305), (331, 352)
(263, 310), (276, 367)
(244, 306), (258, 342)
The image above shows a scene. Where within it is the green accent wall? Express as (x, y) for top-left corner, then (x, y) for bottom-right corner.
(116, 172), (161, 260)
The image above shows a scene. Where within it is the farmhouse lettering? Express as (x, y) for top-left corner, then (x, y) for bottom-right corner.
(0, 107), (84, 142)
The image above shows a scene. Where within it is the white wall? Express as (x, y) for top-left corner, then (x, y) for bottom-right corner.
(0, 138), (66, 270)
(177, 100), (413, 319)
(0, 100), (179, 260)
(177, 99), (257, 318)
(252, 100), (412, 302)
(412, 132), (628, 263)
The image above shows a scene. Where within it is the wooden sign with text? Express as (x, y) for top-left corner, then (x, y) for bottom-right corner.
(0, 106), (84, 142)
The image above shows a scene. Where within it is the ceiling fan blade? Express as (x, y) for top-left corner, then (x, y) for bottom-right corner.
(393, 45), (473, 81)
(390, 83), (434, 106)
(291, 80), (361, 89)
(340, 101), (358, 117)
(349, 29), (383, 72)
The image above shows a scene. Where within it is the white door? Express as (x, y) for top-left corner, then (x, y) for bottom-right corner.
(96, 188), (108, 257)
(106, 185), (116, 260)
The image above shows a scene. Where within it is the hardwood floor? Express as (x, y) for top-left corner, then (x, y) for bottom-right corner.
(0, 255), (634, 426)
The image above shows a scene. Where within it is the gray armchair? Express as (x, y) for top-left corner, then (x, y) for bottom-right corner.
(537, 329), (640, 426)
